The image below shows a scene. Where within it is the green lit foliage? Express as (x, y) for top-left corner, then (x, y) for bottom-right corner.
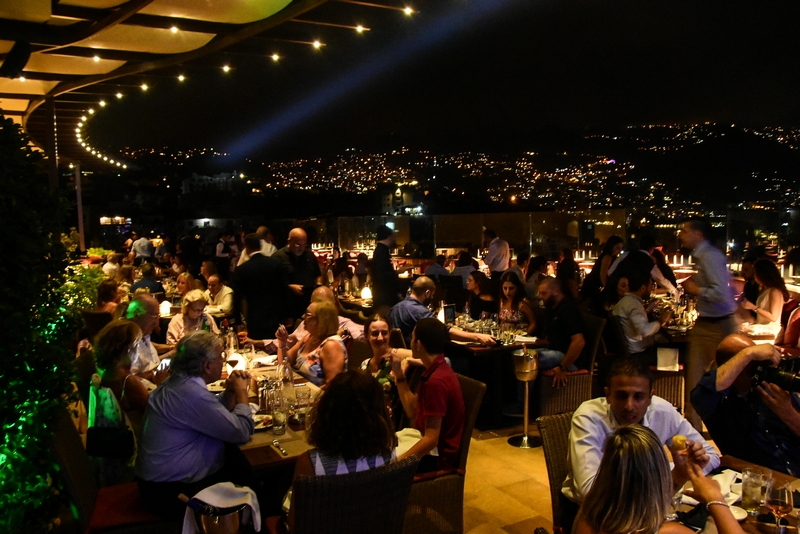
(0, 115), (79, 532)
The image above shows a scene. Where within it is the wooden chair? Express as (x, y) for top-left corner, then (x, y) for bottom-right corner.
(390, 327), (407, 349)
(402, 374), (486, 534)
(535, 312), (605, 417)
(48, 406), (180, 534)
(536, 412), (574, 534)
(287, 456), (420, 534)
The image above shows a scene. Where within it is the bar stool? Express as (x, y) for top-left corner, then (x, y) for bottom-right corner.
(508, 346), (541, 449)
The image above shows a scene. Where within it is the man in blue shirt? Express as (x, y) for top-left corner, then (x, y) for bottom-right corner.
(136, 331), (254, 518)
(130, 261), (165, 295)
(679, 216), (739, 431)
(692, 334), (800, 476)
(387, 276), (494, 348)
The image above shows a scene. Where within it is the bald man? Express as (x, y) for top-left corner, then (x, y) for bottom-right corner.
(691, 334), (800, 475)
(272, 228), (323, 323)
(244, 285), (364, 353)
(125, 294), (172, 387)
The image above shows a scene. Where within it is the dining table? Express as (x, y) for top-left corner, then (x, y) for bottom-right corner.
(691, 456), (799, 534)
(444, 332), (549, 430)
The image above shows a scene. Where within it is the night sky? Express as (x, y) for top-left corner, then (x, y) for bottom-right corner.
(90, 0), (800, 161)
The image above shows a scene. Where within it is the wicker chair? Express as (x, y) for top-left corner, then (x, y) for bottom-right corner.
(536, 412), (574, 534)
(534, 313), (606, 417)
(48, 406), (181, 534)
(289, 456), (420, 534)
(402, 374), (487, 534)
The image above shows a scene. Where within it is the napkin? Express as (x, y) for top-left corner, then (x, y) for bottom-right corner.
(182, 482), (261, 534)
(251, 355), (278, 367)
(657, 347), (680, 372)
(682, 469), (740, 506)
(515, 335), (538, 344)
(396, 428), (438, 458)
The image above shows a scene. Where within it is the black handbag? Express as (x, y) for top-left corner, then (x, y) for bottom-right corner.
(86, 426), (135, 459)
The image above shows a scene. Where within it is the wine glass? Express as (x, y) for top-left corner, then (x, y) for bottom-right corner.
(765, 481), (793, 534)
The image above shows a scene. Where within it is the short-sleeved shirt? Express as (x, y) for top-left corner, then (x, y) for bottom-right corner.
(544, 297), (587, 365)
(415, 354), (465, 470)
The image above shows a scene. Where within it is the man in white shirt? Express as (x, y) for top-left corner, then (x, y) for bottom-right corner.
(482, 229), (510, 274)
(125, 295), (172, 389)
(102, 253), (120, 277)
(612, 270), (672, 361)
(237, 225), (276, 266)
(560, 357), (719, 532)
(205, 274), (234, 318)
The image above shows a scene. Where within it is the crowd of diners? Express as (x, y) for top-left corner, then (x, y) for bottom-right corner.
(71, 216), (800, 533)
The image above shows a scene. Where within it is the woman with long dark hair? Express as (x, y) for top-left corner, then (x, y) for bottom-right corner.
(740, 259), (788, 329)
(498, 271), (536, 334)
(466, 271), (496, 320)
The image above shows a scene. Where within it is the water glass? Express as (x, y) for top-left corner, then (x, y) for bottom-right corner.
(295, 390), (311, 419)
(666, 491), (683, 521)
(272, 398), (288, 436)
(742, 467), (772, 514)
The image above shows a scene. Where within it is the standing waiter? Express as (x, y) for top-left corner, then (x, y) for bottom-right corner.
(679, 216), (739, 431)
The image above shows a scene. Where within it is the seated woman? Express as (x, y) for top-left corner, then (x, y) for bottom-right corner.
(114, 265), (135, 301)
(278, 300), (347, 387)
(740, 259), (787, 335)
(498, 271), (536, 335)
(576, 425), (743, 534)
(466, 271), (496, 320)
(174, 271), (195, 303)
(359, 314), (417, 426)
(166, 289), (219, 345)
(96, 279), (122, 316)
(286, 369), (396, 531)
(88, 320), (150, 486)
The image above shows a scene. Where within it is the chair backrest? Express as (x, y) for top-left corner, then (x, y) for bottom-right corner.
(390, 328), (407, 349)
(605, 314), (630, 358)
(49, 406), (99, 533)
(348, 338), (373, 369)
(536, 412), (574, 531)
(454, 373), (487, 472)
(292, 456), (420, 534)
(580, 311), (606, 371)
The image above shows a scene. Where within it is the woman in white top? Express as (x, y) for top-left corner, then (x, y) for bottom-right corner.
(740, 259), (787, 329)
(277, 300), (347, 388)
(166, 289), (219, 344)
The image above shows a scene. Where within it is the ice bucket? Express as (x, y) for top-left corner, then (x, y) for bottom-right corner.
(194, 504), (246, 534)
(511, 348), (539, 382)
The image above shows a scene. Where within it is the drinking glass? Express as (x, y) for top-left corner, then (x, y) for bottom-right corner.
(666, 491), (683, 521)
(742, 467), (772, 515)
(765, 481), (793, 534)
(272, 397), (288, 436)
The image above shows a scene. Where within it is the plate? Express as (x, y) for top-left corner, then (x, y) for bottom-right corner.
(730, 506), (747, 521)
(254, 414), (273, 432)
(666, 325), (689, 332)
(207, 380), (226, 392)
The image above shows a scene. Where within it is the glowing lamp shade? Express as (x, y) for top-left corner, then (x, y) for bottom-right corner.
(361, 286), (372, 300)
(159, 300), (171, 317)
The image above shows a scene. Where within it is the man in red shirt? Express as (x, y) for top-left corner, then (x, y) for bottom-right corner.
(392, 318), (465, 471)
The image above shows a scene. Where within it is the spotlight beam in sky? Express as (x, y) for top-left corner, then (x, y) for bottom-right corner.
(226, 0), (523, 158)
